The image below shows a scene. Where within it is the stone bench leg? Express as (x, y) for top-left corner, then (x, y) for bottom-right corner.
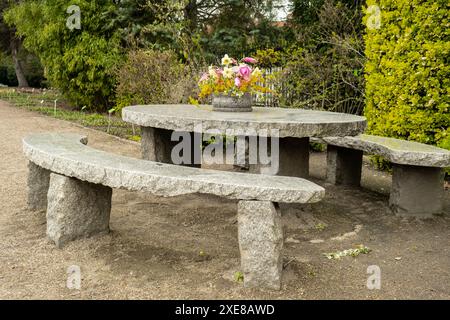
(27, 162), (51, 211)
(389, 165), (444, 217)
(46, 173), (112, 248)
(237, 201), (283, 290)
(141, 127), (201, 167)
(326, 145), (363, 186)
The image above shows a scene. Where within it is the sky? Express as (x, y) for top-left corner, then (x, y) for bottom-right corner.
(274, 0), (291, 21)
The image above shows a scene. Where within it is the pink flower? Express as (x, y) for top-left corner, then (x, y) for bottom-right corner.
(234, 77), (241, 87)
(242, 57), (257, 64)
(199, 73), (209, 82)
(239, 65), (252, 80)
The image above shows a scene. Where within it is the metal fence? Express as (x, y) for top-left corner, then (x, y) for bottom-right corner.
(253, 67), (283, 108)
(253, 67), (365, 115)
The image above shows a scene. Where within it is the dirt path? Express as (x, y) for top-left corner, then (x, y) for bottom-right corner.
(0, 100), (449, 299)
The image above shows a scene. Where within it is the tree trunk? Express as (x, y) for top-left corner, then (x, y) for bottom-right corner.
(10, 38), (29, 88)
(184, 0), (198, 32)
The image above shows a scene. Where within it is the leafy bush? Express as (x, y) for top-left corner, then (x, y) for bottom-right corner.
(253, 49), (283, 68)
(115, 50), (197, 111)
(5, 0), (122, 110)
(364, 0), (449, 149)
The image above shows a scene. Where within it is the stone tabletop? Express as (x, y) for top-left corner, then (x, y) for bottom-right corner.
(122, 105), (367, 138)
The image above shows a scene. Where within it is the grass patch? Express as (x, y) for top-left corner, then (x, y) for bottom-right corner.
(0, 88), (139, 140)
(315, 223), (327, 231)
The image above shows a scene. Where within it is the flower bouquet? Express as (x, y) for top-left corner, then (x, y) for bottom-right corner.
(198, 55), (270, 112)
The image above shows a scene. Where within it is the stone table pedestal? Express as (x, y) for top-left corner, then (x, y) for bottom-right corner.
(141, 127), (201, 167)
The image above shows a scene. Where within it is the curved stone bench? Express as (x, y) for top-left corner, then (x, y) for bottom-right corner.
(318, 134), (450, 217)
(23, 133), (325, 290)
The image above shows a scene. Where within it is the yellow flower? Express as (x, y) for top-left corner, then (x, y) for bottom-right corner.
(221, 54), (232, 66)
(252, 67), (262, 78)
(223, 67), (234, 79)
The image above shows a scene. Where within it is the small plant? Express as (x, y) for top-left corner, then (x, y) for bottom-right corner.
(310, 142), (326, 153)
(324, 245), (372, 260)
(188, 96), (200, 105)
(315, 223), (327, 231)
(198, 55), (271, 99)
(128, 135), (141, 142)
(194, 250), (212, 262)
(370, 155), (393, 172)
(307, 269), (317, 277)
(234, 271), (244, 283)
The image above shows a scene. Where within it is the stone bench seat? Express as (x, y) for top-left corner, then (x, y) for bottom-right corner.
(23, 132), (325, 290)
(316, 134), (450, 217)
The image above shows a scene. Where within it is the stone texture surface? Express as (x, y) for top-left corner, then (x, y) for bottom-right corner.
(23, 133), (325, 204)
(238, 201), (283, 290)
(122, 105), (367, 138)
(27, 161), (51, 211)
(326, 145), (363, 186)
(212, 93), (253, 112)
(47, 173), (112, 248)
(389, 165), (444, 217)
(234, 135), (250, 171)
(321, 134), (450, 168)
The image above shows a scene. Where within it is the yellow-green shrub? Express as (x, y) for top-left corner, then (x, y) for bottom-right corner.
(364, 0), (449, 149)
(253, 49), (283, 68)
(115, 50), (198, 112)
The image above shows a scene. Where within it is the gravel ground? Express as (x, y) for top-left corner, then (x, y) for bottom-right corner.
(0, 100), (449, 300)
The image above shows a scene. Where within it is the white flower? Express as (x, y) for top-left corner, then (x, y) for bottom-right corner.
(221, 54), (232, 66)
(223, 67), (234, 79)
(208, 66), (217, 78)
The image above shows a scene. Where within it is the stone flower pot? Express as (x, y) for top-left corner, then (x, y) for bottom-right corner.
(212, 93), (253, 112)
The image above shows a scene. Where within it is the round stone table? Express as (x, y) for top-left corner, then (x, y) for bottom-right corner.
(122, 104), (367, 178)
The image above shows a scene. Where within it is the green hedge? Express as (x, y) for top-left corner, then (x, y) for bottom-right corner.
(364, 0), (449, 149)
(5, 0), (121, 110)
